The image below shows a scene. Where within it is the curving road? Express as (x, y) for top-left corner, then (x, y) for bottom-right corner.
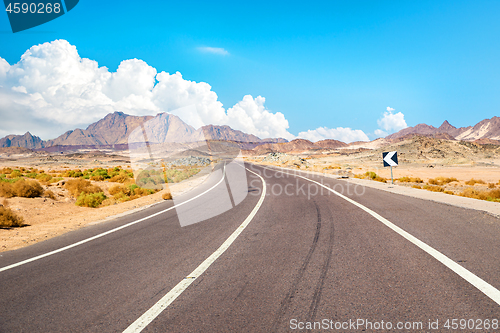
(1, 163), (500, 332)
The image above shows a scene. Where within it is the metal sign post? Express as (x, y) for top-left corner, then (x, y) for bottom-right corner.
(382, 151), (398, 184)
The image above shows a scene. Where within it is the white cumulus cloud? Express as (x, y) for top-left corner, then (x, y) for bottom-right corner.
(197, 46), (229, 56)
(375, 107), (407, 136)
(297, 126), (369, 143)
(0, 40), (293, 140)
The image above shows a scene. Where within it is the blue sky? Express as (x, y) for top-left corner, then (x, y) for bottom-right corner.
(1, 0), (499, 141)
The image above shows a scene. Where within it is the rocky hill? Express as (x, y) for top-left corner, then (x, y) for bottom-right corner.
(0, 111), (285, 149)
(247, 138), (349, 155)
(387, 117), (500, 141)
(0, 132), (44, 149)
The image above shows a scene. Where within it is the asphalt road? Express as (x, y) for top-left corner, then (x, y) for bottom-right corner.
(1, 163), (500, 332)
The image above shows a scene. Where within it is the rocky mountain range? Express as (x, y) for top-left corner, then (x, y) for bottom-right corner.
(0, 111), (287, 150)
(2, 112), (500, 152)
(386, 117), (500, 141)
(247, 138), (348, 155)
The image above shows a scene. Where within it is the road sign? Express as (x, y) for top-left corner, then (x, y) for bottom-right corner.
(383, 151), (398, 167)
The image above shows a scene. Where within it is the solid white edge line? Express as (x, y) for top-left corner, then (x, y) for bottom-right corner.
(257, 164), (500, 306)
(0, 164), (228, 273)
(122, 167), (266, 333)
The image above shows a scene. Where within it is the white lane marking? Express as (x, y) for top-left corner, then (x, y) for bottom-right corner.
(123, 168), (266, 333)
(259, 164), (500, 306)
(0, 165), (228, 273)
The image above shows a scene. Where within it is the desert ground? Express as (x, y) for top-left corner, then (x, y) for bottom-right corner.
(0, 148), (212, 252)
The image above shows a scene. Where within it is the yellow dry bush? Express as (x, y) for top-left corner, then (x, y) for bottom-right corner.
(460, 188), (488, 200)
(44, 190), (56, 200)
(13, 179), (44, 198)
(0, 182), (15, 198)
(424, 185), (445, 192)
(412, 185), (422, 189)
(109, 185), (131, 196)
(7, 170), (22, 178)
(323, 165), (341, 170)
(465, 178), (486, 186)
(162, 192), (172, 200)
(109, 174), (130, 183)
(36, 173), (53, 183)
(488, 183), (496, 189)
(428, 177), (458, 185)
(0, 206), (24, 228)
(75, 192), (106, 208)
(64, 179), (103, 198)
(398, 176), (424, 183)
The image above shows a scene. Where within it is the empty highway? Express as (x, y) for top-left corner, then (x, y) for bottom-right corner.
(1, 163), (500, 332)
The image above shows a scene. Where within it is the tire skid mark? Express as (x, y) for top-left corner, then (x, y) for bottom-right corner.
(271, 201), (322, 331)
(306, 208), (334, 329)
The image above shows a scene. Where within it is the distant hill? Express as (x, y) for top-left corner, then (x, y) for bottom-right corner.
(248, 138), (349, 155)
(386, 117), (500, 141)
(0, 111), (288, 150)
(0, 132), (44, 149)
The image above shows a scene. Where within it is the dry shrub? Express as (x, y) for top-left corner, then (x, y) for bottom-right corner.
(0, 167), (13, 174)
(428, 177), (458, 185)
(0, 206), (24, 228)
(362, 171), (387, 183)
(162, 192), (172, 200)
(399, 176), (423, 183)
(36, 173), (53, 183)
(425, 185), (445, 192)
(412, 185), (422, 189)
(132, 187), (155, 197)
(7, 170), (22, 178)
(75, 192), (106, 208)
(488, 183), (496, 189)
(109, 174), (130, 183)
(13, 179), (44, 198)
(465, 178), (486, 186)
(459, 188), (500, 202)
(323, 165), (341, 170)
(44, 190), (56, 200)
(109, 185), (131, 196)
(113, 192), (131, 203)
(0, 182), (15, 198)
(444, 190), (454, 195)
(64, 179), (103, 198)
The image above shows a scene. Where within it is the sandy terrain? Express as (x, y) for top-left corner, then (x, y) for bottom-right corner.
(0, 150), (212, 252)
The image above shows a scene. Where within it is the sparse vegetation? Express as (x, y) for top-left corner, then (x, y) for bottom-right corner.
(323, 165), (341, 170)
(398, 176), (423, 183)
(44, 190), (56, 200)
(108, 184), (157, 203)
(162, 192), (172, 200)
(355, 171), (387, 183)
(75, 192), (107, 208)
(424, 185), (445, 192)
(488, 183), (496, 189)
(0, 179), (44, 198)
(428, 177), (458, 185)
(465, 178), (486, 186)
(459, 188), (500, 202)
(64, 179), (103, 197)
(0, 206), (24, 228)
